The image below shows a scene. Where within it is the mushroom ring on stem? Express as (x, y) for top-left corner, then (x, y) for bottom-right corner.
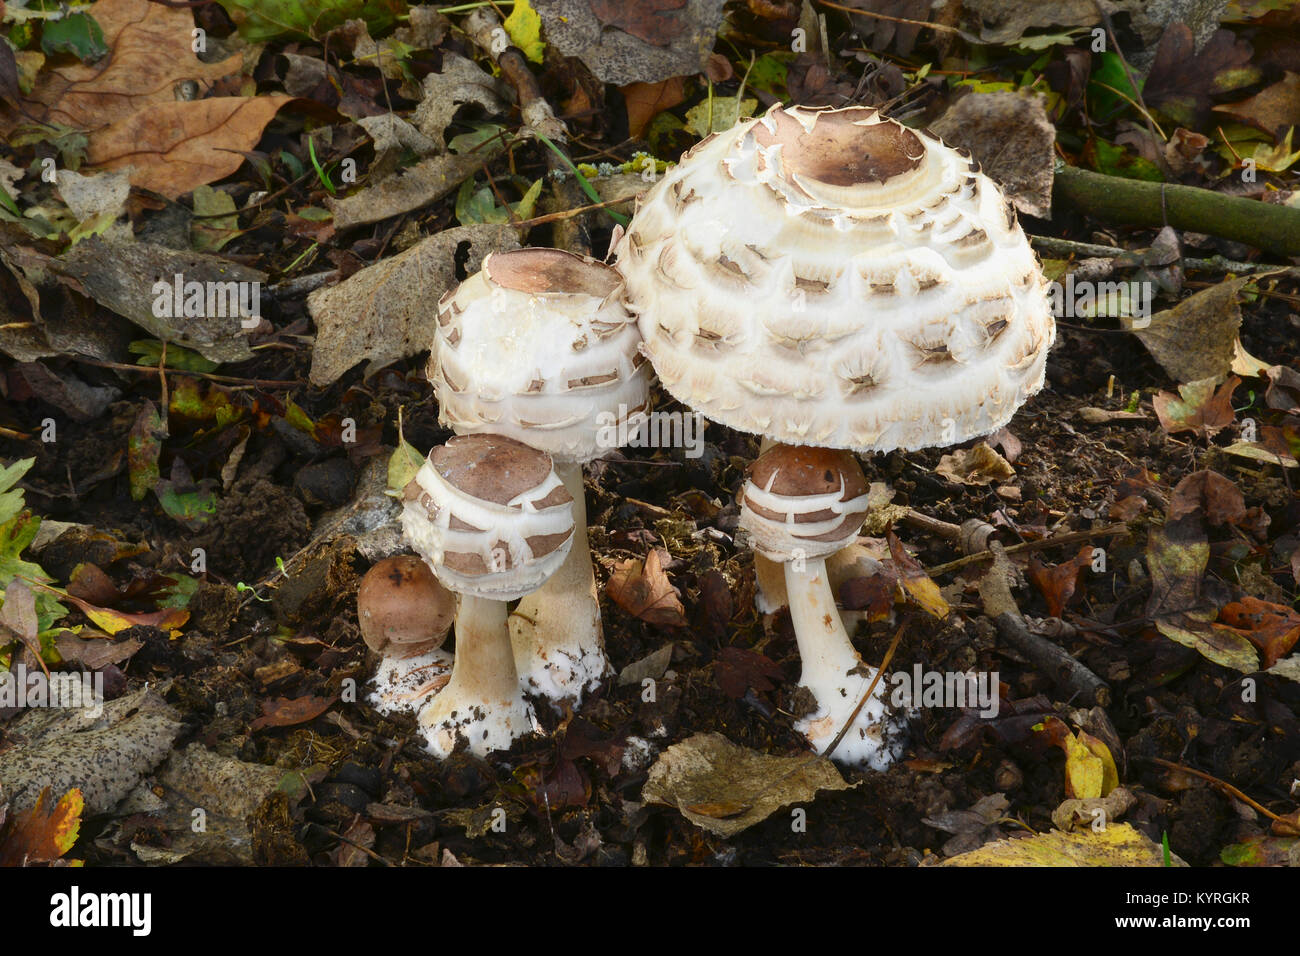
(432, 247), (652, 704)
(739, 444), (904, 769)
(401, 433), (575, 758)
(358, 555), (456, 715)
(614, 104), (1055, 617)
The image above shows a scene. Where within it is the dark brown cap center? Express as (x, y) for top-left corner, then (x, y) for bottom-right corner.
(754, 108), (924, 187)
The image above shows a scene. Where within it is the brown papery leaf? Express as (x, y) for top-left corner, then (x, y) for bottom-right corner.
(0, 0), (242, 135)
(589, 0), (691, 45)
(621, 76), (685, 138)
(1218, 597), (1300, 669)
(249, 694), (338, 731)
(607, 547), (686, 627)
(1213, 71), (1300, 138)
(1026, 545), (1093, 618)
(713, 646), (783, 699)
(0, 787), (83, 866)
(86, 95), (293, 199)
(1152, 376), (1239, 438)
(1167, 470), (1246, 527)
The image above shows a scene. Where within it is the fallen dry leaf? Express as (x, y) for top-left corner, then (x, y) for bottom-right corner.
(621, 76), (686, 138)
(1167, 470), (1246, 527)
(887, 529), (949, 619)
(1129, 279), (1249, 384)
(1026, 545), (1093, 618)
(0, 0), (242, 135)
(606, 547), (687, 627)
(0, 786), (83, 866)
(936, 441), (1015, 486)
(1152, 375), (1239, 437)
(86, 95), (293, 199)
(642, 732), (852, 837)
(535, 0), (726, 85)
(938, 822), (1186, 866)
(1218, 597), (1300, 669)
(250, 694), (339, 731)
(307, 224), (518, 385)
(713, 646), (784, 699)
(929, 91), (1056, 219)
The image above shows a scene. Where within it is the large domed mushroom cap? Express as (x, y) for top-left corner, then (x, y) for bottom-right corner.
(615, 104), (1055, 454)
(432, 247), (653, 464)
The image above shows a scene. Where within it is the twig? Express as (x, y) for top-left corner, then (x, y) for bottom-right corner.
(995, 612), (1111, 706)
(1144, 757), (1289, 825)
(1029, 234), (1300, 278)
(69, 357), (299, 388)
(462, 7), (593, 255)
(927, 523), (1129, 576)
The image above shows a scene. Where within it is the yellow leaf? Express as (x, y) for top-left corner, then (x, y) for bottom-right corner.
(900, 574), (951, 620)
(939, 823), (1185, 866)
(1078, 730), (1120, 796)
(504, 0), (545, 64)
(1063, 733), (1105, 799)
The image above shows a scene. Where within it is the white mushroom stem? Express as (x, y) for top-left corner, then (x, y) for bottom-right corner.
(509, 460), (607, 703)
(421, 595), (537, 758)
(783, 557), (900, 770)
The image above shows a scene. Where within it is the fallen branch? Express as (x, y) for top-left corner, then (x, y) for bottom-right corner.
(1029, 234), (1300, 279)
(995, 612), (1111, 707)
(1053, 164), (1300, 259)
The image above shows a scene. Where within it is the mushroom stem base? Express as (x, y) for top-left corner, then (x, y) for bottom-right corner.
(785, 558), (903, 770)
(368, 647), (454, 716)
(420, 595), (538, 758)
(509, 460), (608, 704)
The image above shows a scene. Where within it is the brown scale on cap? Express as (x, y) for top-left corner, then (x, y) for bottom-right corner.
(753, 107), (924, 188)
(429, 433), (569, 508)
(357, 555), (455, 657)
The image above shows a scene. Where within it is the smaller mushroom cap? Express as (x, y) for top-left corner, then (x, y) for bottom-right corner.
(739, 444), (871, 562)
(433, 247), (653, 463)
(357, 555), (456, 657)
(401, 433), (575, 601)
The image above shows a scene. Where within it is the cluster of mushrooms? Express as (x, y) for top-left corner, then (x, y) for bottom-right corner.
(355, 104), (1055, 766)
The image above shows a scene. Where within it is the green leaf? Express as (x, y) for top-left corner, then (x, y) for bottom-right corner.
(745, 53), (791, 97)
(448, 123), (508, 155)
(684, 96), (757, 138)
(155, 482), (219, 531)
(127, 402), (165, 502)
(387, 436), (424, 495)
(128, 340), (220, 373)
(0, 458), (36, 527)
(190, 185), (240, 253)
(40, 13), (107, 62)
(1087, 51), (1143, 121)
(157, 574), (201, 610)
(213, 0), (407, 42)
(504, 0), (545, 64)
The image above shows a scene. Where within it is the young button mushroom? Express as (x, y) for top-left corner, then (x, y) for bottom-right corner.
(615, 104), (1054, 619)
(432, 247), (652, 704)
(738, 443), (903, 769)
(358, 555), (456, 716)
(400, 433), (575, 758)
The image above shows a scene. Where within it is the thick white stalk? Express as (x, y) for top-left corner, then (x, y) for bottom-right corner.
(420, 595), (537, 757)
(509, 460), (607, 703)
(784, 557), (900, 769)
